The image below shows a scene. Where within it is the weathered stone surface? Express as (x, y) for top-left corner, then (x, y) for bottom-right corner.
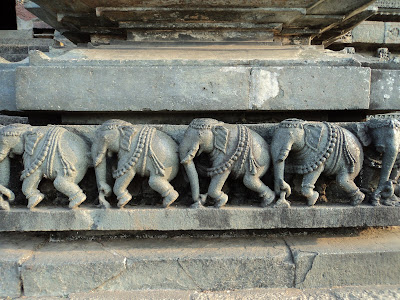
(97, 237), (293, 291)
(16, 63), (371, 112)
(0, 67), (17, 111)
(0, 205), (399, 232)
(250, 66), (371, 110)
(285, 227), (400, 288)
(16, 65), (250, 112)
(21, 240), (126, 297)
(0, 234), (45, 298)
(69, 286), (400, 300)
(370, 69), (400, 110)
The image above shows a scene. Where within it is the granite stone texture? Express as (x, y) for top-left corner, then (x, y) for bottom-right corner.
(1, 228), (399, 298)
(0, 234), (46, 298)
(370, 69), (400, 110)
(0, 205), (399, 232)
(16, 65), (372, 112)
(249, 66), (371, 110)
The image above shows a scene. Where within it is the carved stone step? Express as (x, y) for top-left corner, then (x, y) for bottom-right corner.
(1, 227), (399, 297)
(1, 205), (399, 232)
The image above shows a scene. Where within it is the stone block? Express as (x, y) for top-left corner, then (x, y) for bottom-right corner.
(370, 69), (400, 110)
(0, 234), (46, 298)
(98, 237), (294, 291)
(385, 22), (400, 44)
(250, 66), (371, 110)
(285, 227), (400, 288)
(0, 205), (399, 232)
(0, 68), (17, 111)
(16, 65), (250, 112)
(351, 21), (385, 44)
(21, 240), (126, 297)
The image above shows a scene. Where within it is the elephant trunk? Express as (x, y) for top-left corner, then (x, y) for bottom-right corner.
(0, 157), (15, 202)
(91, 139), (109, 194)
(179, 138), (201, 202)
(377, 141), (399, 194)
(271, 132), (293, 196)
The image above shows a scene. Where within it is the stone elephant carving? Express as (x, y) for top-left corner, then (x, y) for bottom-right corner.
(356, 118), (400, 206)
(271, 119), (365, 207)
(179, 118), (275, 208)
(0, 124), (90, 209)
(92, 119), (179, 208)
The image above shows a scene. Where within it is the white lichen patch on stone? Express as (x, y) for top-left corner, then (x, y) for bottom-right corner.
(250, 69), (280, 109)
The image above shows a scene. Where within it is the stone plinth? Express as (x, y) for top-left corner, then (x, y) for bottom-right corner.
(1, 205), (399, 232)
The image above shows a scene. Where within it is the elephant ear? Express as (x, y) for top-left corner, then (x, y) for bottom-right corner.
(24, 131), (44, 156)
(304, 124), (323, 151)
(212, 125), (229, 153)
(355, 123), (372, 146)
(119, 126), (137, 151)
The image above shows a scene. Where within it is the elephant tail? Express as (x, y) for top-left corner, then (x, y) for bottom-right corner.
(341, 128), (357, 174)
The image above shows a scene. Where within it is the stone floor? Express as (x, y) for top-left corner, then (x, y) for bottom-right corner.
(1, 227), (400, 298)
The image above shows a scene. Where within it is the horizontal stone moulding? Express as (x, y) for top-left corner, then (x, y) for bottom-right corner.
(0, 205), (399, 232)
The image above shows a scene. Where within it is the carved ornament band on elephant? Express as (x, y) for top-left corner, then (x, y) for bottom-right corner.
(179, 118), (275, 208)
(0, 124), (90, 209)
(92, 119), (179, 208)
(271, 119), (365, 207)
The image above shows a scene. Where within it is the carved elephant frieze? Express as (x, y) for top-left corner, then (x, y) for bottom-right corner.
(0, 124), (91, 210)
(92, 119), (180, 208)
(356, 118), (400, 206)
(271, 119), (365, 207)
(179, 118), (275, 208)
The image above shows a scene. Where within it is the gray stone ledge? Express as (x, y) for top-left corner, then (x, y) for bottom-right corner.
(0, 205), (399, 232)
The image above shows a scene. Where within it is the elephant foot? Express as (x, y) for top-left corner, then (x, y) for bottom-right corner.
(0, 199), (10, 211)
(117, 191), (132, 208)
(306, 191), (319, 206)
(260, 191), (275, 207)
(381, 194), (400, 207)
(214, 193), (228, 208)
(273, 198), (291, 208)
(27, 193), (44, 209)
(162, 189), (179, 208)
(350, 190), (365, 206)
(69, 191), (86, 209)
(190, 201), (206, 209)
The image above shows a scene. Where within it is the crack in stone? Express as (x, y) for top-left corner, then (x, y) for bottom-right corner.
(90, 257), (127, 292)
(177, 258), (203, 291)
(18, 238), (48, 297)
(296, 251), (318, 286)
(283, 238), (296, 288)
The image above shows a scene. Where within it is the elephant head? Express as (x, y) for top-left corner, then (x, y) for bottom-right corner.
(356, 118), (400, 205)
(0, 124), (32, 209)
(179, 118), (229, 204)
(92, 119), (138, 198)
(271, 119), (314, 197)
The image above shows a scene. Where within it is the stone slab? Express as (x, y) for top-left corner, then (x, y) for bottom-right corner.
(285, 227), (400, 288)
(16, 65), (250, 112)
(0, 234), (46, 298)
(0, 68), (17, 111)
(0, 205), (399, 232)
(370, 69), (400, 110)
(21, 240), (126, 297)
(69, 286), (400, 300)
(21, 237), (293, 296)
(249, 66), (371, 110)
(16, 64), (371, 112)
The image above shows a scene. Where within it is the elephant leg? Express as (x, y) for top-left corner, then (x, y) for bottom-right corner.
(208, 171), (231, 208)
(148, 175), (179, 208)
(243, 173), (275, 207)
(114, 168), (135, 208)
(22, 171), (44, 209)
(53, 176), (86, 209)
(336, 172), (365, 206)
(301, 165), (324, 206)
